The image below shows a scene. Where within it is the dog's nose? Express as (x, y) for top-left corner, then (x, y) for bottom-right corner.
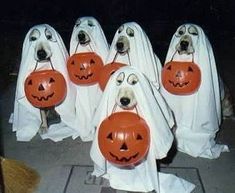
(120, 97), (130, 106)
(37, 49), (47, 60)
(78, 32), (86, 42)
(116, 42), (124, 50)
(180, 40), (189, 50)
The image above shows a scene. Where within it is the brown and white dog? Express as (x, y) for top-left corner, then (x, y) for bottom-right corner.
(175, 24), (234, 119)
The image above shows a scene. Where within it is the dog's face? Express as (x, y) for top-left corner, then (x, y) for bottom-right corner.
(115, 25), (135, 54)
(175, 25), (199, 55)
(29, 28), (56, 62)
(115, 72), (138, 109)
(74, 19), (94, 45)
(77, 30), (91, 45)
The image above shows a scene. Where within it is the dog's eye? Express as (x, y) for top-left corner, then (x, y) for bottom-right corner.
(45, 29), (56, 42)
(116, 72), (125, 85)
(46, 35), (52, 40)
(127, 74), (138, 85)
(118, 25), (124, 33)
(29, 29), (40, 42)
(126, 27), (134, 37)
(188, 26), (198, 36)
(30, 36), (37, 41)
(88, 20), (94, 27)
(176, 26), (186, 37)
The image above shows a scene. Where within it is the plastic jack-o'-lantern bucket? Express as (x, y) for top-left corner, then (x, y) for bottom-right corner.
(67, 52), (104, 85)
(98, 62), (126, 91)
(24, 70), (67, 108)
(162, 61), (201, 95)
(98, 111), (150, 167)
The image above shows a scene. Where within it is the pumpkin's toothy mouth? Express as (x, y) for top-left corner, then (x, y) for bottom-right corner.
(75, 73), (93, 80)
(109, 152), (139, 162)
(32, 92), (54, 101)
(169, 80), (189, 87)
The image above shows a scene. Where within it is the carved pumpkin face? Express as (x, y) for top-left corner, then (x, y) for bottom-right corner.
(162, 61), (201, 95)
(24, 70), (67, 108)
(67, 52), (104, 85)
(98, 62), (126, 91)
(98, 112), (150, 167)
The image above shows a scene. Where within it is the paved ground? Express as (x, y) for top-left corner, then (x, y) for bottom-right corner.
(0, 22), (235, 193)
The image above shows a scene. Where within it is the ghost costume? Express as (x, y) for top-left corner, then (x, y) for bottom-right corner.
(69, 16), (109, 141)
(11, 24), (77, 142)
(160, 23), (229, 159)
(90, 66), (195, 193)
(106, 22), (162, 89)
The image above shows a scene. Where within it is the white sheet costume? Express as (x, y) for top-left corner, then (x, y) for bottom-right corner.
(161, 23), (229, 159)
(106, 22), (162, 89)
(69, 16), (109, 141)
(90, 66), (195, 193)
(10, 24), (77, 142)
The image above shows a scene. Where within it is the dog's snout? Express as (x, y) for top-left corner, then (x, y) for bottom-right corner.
(37, 49), (47, 60)
(120, 97), (130, 106)
(78, 32), (86, 42)
(116, 42), (124, 50)
(180, 40), (189, 50)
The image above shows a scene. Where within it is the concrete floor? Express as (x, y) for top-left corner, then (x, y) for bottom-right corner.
(1, 25), (235, 193)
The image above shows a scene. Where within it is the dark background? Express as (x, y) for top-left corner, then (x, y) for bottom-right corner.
(1, 0), (235, 91)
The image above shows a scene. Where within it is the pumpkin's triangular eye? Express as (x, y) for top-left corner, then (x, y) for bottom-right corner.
(38, 84), (45, 91)
(188, 67), (193, 72)
(28, 79), (32, 85)
(136, 134), (143, 140)
(107, 132), (113, 140)
(90, 59), (95, 64)
(49, 78), (55, 83)
(71, 60), (75, 65)
(167, 65), (171, 70)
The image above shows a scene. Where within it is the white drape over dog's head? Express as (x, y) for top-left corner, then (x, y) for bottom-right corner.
(161, 23), (227, 158)
(90, 66), (175, 192)
(106, 22), (162, 89)
(12, 24), (76, 141)
(69, 16), (109, 57)
(69, 16), (109, 141)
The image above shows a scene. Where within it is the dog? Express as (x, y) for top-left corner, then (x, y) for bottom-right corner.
(30, 30), (61, 134)
(175, 24), (197, 55)
(116, 72), (138, 109)
(174, 25), (234, 119)
(221, 82), (234, 119)
(115, 26), (135, 54)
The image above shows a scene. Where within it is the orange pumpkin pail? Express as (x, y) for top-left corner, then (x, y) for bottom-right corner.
(67, 52), (104, 85)
(24, 70), (67, 108)
(98, 62), (126, 91)
(98, 111), (150, 167)
(162, 61), (201, 95)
